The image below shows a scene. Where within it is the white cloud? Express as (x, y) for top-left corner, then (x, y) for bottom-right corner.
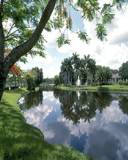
(19, 54), (53, 68)
(56, 8), (128, 69)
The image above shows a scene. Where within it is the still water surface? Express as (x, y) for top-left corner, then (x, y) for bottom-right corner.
(20, 90), (128, 160)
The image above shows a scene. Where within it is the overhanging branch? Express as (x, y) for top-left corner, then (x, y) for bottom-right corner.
(5, 0), (57, 68)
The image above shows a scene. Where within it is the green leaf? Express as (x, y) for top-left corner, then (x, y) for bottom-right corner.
(101, 4), (115, 24)
(78, 31), (90, 43)
(96, 23), (107, 41)
(57, 34), (70, 48)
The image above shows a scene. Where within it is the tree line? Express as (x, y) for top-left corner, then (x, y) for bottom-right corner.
(55, 54), (128, 86)
(55, 53), (112, 86)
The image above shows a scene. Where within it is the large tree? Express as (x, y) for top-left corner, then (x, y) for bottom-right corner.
(0, 0), (126, 100)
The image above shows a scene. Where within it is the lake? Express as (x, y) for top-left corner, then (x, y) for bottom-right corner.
(19, 90), (128, 160)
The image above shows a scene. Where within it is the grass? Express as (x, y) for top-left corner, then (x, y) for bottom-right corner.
(0, 88), (90, 160)
(55, 84), (128, 93)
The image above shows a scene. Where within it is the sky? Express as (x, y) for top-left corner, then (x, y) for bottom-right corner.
(19, 0), (128, 78)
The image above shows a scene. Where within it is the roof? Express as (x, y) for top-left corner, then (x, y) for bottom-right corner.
(10, 65), (21, 76)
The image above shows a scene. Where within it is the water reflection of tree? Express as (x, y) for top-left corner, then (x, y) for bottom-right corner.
(119, 96), (128, 114)
(23, 91), (43, 109)
(54, 90), (112, 124)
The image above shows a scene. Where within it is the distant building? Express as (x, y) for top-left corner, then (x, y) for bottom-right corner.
(10, 65), (21, 76)
(111, 69), (120, 82)
(6, 65), (23, 89)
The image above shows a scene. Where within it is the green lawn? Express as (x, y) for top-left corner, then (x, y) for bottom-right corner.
(0, 89), (90, 160)
(55, 84), (128, 93)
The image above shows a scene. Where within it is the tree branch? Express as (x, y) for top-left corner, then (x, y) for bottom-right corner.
(5, 29), (19, 41)
(5, 0), (57, 68)
(5, 23), (15, 38)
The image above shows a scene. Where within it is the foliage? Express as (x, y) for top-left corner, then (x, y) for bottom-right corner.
(60, 57), (75, 85)
(25, 67), (43, 91)
(26, 75), (35, 91)
(2, 0), (126, 60)
(118, 80), (128, 85)
(96, 66), (112, 84)
(96, 23), (107, 41)
(78, 32), (90, 43)
(57, 34), (70, 48)
(60, 54), (96, 85)
(54, 75), (61, 86)
(43, 78), (54, 84)
(119, 61), (128, 80)
(3, 0), (47, 58)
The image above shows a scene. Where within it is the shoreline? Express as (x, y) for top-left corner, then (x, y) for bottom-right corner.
(55, 84), (128, 93)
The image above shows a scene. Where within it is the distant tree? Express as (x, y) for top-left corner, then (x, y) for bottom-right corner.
(60, 54), (96, 85)
(87, 58), (96, 82)
(71, 53), (80, 83)
(25, 67), (43, 90)
(79, 55), (96, 85)
(96, 66), (112, 84)
(60, 58), (74, 85)
(54, 75), (61, 86)
(32, 68), (43, 86)
(39, 69), (43, 84)
(79, 56), (89, 85)
(26, 75), (35, 91)
(119, 61), (128, 80)
(43, 78), (54, 84)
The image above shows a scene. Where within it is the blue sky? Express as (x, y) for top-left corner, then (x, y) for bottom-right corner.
(19, 1), (128, 78)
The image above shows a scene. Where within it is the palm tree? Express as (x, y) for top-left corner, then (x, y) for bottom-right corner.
(79, 55), (90, 85)
(71, 53), (80, 84)
(87, 58), (96, 83)
(79, 59), (87, 85)
(60, 58), (74, 85)
(80, 55), (96, 85)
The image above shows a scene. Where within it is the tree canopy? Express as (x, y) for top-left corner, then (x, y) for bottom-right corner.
(59, 54), (113, 85)
(2, 0), (126, 61)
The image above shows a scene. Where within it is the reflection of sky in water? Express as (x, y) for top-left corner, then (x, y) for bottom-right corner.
(22, 91), (128, 160)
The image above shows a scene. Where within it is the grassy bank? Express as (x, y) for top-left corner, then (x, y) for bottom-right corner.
(55, 84), (128, 93)
(0, 89), (90, 160)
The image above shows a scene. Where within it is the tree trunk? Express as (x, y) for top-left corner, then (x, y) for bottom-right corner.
(0, 68), (8, 101)
(0, 78), (6, 101)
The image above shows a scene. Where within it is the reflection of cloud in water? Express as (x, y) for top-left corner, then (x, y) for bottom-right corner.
(57, 100), (128, 138)
(22, 92), (128, 160)
(46, 121), (70, 145)
(86, 123), (128, 160)
(24, 104), (52, 128)
(56, 100), (128, 159)
(23, 92), (61, 132)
